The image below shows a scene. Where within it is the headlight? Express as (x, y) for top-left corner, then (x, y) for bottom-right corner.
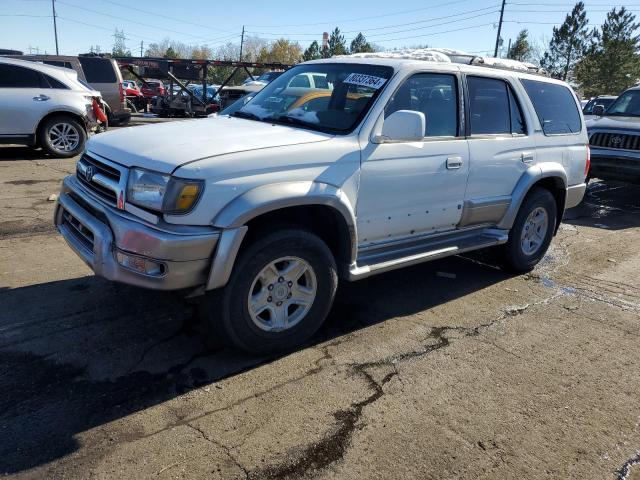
(127, 167), (204, 214)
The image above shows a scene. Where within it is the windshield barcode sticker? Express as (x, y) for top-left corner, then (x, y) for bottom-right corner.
(343, 73), (387, 90)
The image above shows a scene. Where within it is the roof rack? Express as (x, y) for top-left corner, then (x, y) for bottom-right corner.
(344, 48), (547, 75)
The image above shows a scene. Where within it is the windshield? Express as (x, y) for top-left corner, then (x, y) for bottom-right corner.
(233, 63), (394, 134)
(607, 90), (640, 116)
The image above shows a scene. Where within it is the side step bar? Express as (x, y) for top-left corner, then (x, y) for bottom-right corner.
(348, 228), (509, 280)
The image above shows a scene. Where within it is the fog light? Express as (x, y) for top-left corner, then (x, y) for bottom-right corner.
(116, 251), (166, 276)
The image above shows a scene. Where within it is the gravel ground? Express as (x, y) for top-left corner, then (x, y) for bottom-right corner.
(1, 122), (640, 479)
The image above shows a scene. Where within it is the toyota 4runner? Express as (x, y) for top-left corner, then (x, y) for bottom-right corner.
(54, 51), (588, 354)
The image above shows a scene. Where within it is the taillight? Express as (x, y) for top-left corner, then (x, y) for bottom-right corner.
(585, 145), (591, 176)
(119, 82), (124, 103)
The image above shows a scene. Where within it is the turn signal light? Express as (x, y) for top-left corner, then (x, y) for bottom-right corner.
(585, 145), (591, 176)
(175, 184), (200, 211)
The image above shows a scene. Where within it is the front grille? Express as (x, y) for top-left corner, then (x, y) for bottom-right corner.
(590, 132), (640, 151)
(76, 153), (124, 206)
(61, 209), (94, 252)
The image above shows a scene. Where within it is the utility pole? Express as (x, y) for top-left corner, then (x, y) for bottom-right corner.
(51, 0), (59, 54)
(239, 25), (245, 61)
(493, 0), (506, 58)
(140, 40), (144, 57)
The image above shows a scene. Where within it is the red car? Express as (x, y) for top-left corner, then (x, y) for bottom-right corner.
(140, 80), (165, 99)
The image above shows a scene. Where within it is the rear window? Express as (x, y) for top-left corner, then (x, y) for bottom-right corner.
(78, 57), (117, 83)
(521, 79), (581, 135)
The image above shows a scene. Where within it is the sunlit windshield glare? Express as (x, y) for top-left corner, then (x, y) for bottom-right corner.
(234, 63), (394, 133)
(607, 90), (640, 116)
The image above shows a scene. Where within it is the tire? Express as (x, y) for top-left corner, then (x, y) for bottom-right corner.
(204, 229), (338, 355)
(38, 115), (86, 158)
(501, 187), (557, 273)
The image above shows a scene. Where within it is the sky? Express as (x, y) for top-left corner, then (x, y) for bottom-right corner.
(1, 0), (638, 59)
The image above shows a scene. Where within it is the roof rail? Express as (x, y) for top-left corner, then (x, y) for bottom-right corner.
(344, 48), (547, 75)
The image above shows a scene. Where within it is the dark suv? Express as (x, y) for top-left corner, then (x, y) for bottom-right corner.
(586, 86), (640, 183)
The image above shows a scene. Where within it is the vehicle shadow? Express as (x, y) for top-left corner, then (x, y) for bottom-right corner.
(0, 145), (52, 161)
(0, 253), (509, 474)
(563, 179), (640, 230)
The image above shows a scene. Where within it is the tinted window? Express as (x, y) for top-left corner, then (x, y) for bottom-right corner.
(0, 64), (45, 87)
(42, 73), (68, 89)
(386, 73), (458, 137)
(509, 88), (526, 134)
(78, 57), (117, 83)
(468, 76), (511, 135)
(521, 79), (581, 134)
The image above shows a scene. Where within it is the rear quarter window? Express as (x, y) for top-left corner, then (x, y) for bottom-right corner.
(78, 57), (117, 83)
(521, 79), (581, 135)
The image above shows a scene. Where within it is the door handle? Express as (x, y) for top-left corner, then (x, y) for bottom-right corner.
(32, 95), (50, 101)
(521, 152), (534, 163)
(446, 156), (463, 170)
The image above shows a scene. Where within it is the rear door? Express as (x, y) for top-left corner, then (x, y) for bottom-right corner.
(0, 64), (54, 136)
(461, 75), (535, 227)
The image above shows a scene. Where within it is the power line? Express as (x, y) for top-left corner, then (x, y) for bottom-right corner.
(368, 22), (495, 44)
(244, 0), (476, 28)
(101, 0), (239, 34)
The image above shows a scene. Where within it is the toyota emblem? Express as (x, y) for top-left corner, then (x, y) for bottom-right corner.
(611, 136), (623, 145)
(84, 165), (95, 182)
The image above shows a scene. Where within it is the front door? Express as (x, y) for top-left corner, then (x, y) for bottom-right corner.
(357, 72), (470, 245)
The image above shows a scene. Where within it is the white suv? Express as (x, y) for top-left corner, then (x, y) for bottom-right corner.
(54, 51), (588, 353)
(0, 57), (103, 157)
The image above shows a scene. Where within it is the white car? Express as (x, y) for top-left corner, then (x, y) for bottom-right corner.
(55, 51), (588, 353)
(0, 57), (103, 157)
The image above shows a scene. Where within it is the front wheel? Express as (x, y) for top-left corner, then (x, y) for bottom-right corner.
(501, 187), (557, 272)
(204, 229), (338, 355)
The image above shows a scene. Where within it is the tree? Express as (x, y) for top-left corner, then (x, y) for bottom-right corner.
(350, 33), (374, 54)
(302, 40), (322, 61)
(327, 27), (348, 57)
(540, 2), (590, 80)
(112, 29), (131, 57)
(575, 7), (640, 96)
(256, 39), (302, 65)
(507, 30), (532, 62)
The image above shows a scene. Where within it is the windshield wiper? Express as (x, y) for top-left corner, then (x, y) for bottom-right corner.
(271, 115), (314, 128)
(231, 110), (261, 121)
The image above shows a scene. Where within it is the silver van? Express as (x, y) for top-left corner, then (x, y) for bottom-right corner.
(12, 54), (131, 126)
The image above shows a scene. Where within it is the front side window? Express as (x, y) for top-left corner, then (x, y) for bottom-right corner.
(233, 63), (394, 134)
(606, 90), (640, 117)
(0, 64), (44, 88)
(385, 73), (459, 137)
(521, 79), (581, 134)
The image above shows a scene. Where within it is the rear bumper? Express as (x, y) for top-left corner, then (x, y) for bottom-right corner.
(566, 183), (587, 209)
(54, 175), (219, 290)
(589, 148), (640, 182)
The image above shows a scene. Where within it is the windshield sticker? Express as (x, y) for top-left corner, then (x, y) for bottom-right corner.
(343, 73), (387, 90)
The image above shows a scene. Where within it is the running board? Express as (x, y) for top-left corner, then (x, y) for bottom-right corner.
(348, 228), (508, 280)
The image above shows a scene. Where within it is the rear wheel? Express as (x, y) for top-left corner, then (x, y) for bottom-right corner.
(501, 187), (557, 272)
(38, 115), (86, 158)
(204, 229), (338, 355)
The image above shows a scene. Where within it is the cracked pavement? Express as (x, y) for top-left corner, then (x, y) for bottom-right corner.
(1, 133), (640, 479)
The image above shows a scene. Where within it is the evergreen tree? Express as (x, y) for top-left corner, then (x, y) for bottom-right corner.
(164, 46), (178, 59)
(541, 2), (590, 80)
(327, 28), (348, 57)
(350, 33), (374, 54)
(575, 7), (640, 96)
(302, 40), (322, 61)
(507, 30), (532, 62)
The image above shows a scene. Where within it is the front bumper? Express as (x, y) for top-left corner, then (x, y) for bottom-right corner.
(54, 175), (220, 290)
(589, 147), (640, 183)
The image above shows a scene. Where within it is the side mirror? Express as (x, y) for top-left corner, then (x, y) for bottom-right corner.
(375, 110), (425, 143)
(593, 104), (605, 117)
